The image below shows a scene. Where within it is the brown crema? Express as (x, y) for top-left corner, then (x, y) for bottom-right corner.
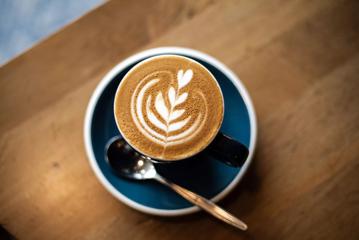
(114, 55), (224, 161)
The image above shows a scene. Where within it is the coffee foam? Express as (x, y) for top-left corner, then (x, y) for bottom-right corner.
(114, 55), (224, 160)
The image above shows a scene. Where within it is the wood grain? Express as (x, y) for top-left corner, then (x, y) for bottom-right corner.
(0, 0), (358, 239)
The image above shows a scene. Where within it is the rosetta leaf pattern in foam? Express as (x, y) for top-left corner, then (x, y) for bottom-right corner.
(151, 69), (192, 134)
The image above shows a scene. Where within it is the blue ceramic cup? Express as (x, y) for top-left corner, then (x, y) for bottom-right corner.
(84, 47), (257, 216)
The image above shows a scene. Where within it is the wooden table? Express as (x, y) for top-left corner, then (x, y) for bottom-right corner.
(1, 0), (358, 239)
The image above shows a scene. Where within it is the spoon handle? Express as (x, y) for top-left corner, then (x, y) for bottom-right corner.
(154, 174), (247, 231)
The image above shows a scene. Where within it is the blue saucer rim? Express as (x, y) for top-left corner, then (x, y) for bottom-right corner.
(84, 47), (257, 216)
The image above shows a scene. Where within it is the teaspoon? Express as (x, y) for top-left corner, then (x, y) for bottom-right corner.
(106, 136), (248, 231)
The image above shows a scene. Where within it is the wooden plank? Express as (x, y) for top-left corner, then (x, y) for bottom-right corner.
(147, 0), (359, 118)
(0, 0), (216, 134)
(242, 54), (359, 239)
(0, 0), (358, 239)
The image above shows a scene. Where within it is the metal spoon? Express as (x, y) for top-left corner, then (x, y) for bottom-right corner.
(106, 136), (248, 231)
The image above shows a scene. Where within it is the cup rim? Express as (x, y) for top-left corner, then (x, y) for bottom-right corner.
(113, 54), (225, 161)
(84, 47), (257, 216)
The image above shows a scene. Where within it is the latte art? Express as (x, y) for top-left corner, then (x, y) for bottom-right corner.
(114, 55), (224, 160)
(131, 69), (207, 147)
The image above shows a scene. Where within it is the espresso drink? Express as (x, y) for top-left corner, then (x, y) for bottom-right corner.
(114, 55), (224, 161)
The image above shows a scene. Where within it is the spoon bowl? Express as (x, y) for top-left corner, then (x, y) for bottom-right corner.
(106, 137), (156, 180)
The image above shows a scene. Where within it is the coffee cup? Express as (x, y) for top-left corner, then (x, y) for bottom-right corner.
(114, 55), (249, 167)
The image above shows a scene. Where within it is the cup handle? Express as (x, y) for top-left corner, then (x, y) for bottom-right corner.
(203, 132), (249, 167)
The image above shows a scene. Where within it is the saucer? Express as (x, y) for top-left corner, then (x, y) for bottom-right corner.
(84, 47), (257, 216)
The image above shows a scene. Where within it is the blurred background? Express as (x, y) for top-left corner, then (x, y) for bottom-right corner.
(0, 0), (104, 65)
